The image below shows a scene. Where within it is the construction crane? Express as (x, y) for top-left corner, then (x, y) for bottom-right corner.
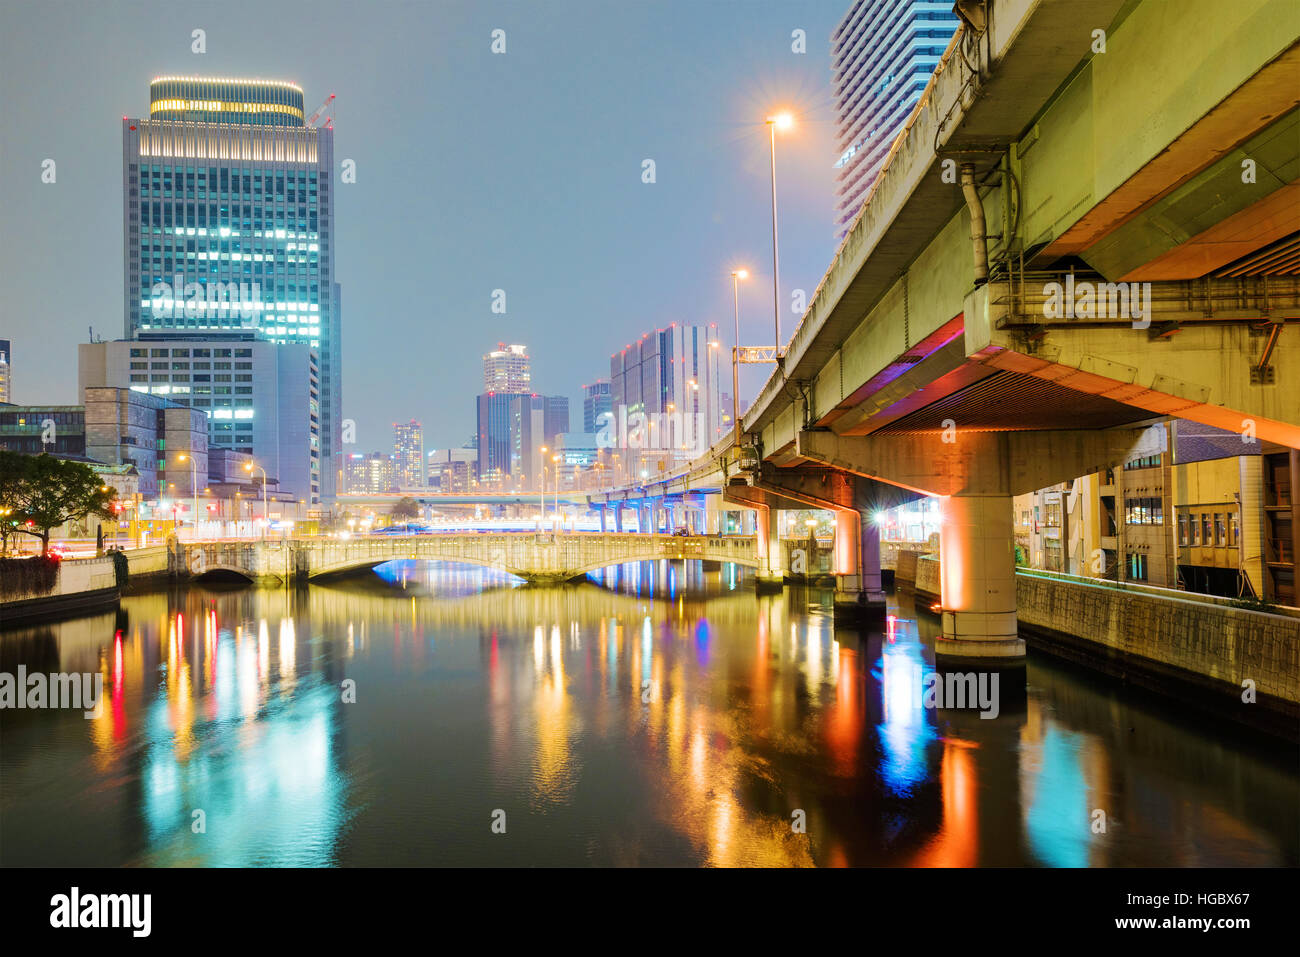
(306, 94), (336, 128)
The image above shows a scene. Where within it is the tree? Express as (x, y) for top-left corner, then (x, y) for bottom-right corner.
(390, 496), (420, 522)
(1, 452), (116, 556)
(0, 450), (26, 556)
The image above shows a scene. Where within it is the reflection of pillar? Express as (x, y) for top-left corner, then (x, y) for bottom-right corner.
(937, 494), (1024, 660)
(755, 504), (782, 591)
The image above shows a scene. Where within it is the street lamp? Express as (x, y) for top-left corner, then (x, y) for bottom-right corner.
(551, 453), (561, 530)
(177, 454), (199, 540)
(730, 267), (749, 440)
(766, 112), (794, 357)
(244, 461), (268, 537)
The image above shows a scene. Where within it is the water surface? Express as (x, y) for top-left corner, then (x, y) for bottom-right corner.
(1, 560), (1295, 867)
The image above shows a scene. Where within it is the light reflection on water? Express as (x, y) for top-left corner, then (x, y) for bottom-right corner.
(1, 558), (1295, 867)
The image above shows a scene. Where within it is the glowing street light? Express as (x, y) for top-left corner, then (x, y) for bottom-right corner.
(765, 112), (795, 356)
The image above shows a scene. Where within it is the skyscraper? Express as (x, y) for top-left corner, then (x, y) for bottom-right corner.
(582, 380), (611, 434)
(831, 2), (959, 238)
(543, 395), (569, 446)
(393, 419), (425, 489)
(122, 76), (342, 498)
(0, 339), (10, 403)
(608, 323), (724, 460)
(482, 343), (530, 393)
(476, 392), (548, 489)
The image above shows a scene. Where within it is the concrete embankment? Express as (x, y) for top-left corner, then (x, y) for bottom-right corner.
(0, 546), (171, 627)
(895, 551), (1300, 738)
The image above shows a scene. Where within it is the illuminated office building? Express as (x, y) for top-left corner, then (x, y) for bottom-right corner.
(122, 76), (341, 498)
(483, 343), (531, 394)
(832, 1), (959, 238)
(394, 419), (425, 489)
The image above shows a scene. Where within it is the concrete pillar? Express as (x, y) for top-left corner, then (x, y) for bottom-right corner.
(936, 494), (1024, 661)
(613, 506), (623, 533)
(598, 507), (607, 533)
(705, 496), (721, 535)
(833, 507), (886, 618)
(755, 505), (783, 592)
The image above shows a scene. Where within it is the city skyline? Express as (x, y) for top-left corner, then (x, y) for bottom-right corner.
(0, 0), (846, 452)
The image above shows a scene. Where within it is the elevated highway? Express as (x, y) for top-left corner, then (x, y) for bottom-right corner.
(589, 0), (1300, 660)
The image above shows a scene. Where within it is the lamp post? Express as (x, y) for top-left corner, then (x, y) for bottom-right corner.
(551, 453), (561, 531)
(765, 112), (793, 356)
(177, 454), (199, 540)
(244, 461), (268, 538)
(730, 268), (749, 440)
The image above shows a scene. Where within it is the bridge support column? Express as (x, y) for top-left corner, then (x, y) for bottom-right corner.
(613, 507), (623, 533)
(755, 505), (783, 592)
(936, 494), (1024, 662)
(833, 507), (886, 620)
(598, 507), (608, 533)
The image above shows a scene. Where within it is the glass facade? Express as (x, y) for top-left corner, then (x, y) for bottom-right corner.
(831, 1), (960, 238)
(123, 78), (340, 499)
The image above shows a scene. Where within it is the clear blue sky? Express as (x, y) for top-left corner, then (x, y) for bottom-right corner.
(1, 0), (848, 451)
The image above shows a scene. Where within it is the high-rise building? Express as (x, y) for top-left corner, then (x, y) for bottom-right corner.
(476, 392), (549, 489)
(79, 337), (320, 503)
(393, 419), (425, 489)
(582, 380), (611, 434)
(543, 395), (569, 446)
(608, 323), (724, 463)
(122, 76), (342, 498)
(831, 2), (959, 238)
(342, 451), (396, 494)
(483, 343), (530, 393)
(0, 339), (11, 402)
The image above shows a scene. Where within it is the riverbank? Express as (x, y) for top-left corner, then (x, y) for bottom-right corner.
(895, 551), (1300, 740)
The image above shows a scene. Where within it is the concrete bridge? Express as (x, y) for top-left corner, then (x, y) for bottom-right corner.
(165, 533), (931, 589)
(588, 0), (1300, 661)
(169, 533), (762, 584)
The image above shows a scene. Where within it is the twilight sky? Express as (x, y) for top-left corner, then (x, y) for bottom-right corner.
(1, 0), (848, 452)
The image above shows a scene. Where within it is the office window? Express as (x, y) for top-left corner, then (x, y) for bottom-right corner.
(1178, 513), (1188, 546)
(1229, 512), (1240, 546)
(1128, 553), (1148, 581)
(1202, 514), (1212, 545)
(1215, 514), (1226, 546)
